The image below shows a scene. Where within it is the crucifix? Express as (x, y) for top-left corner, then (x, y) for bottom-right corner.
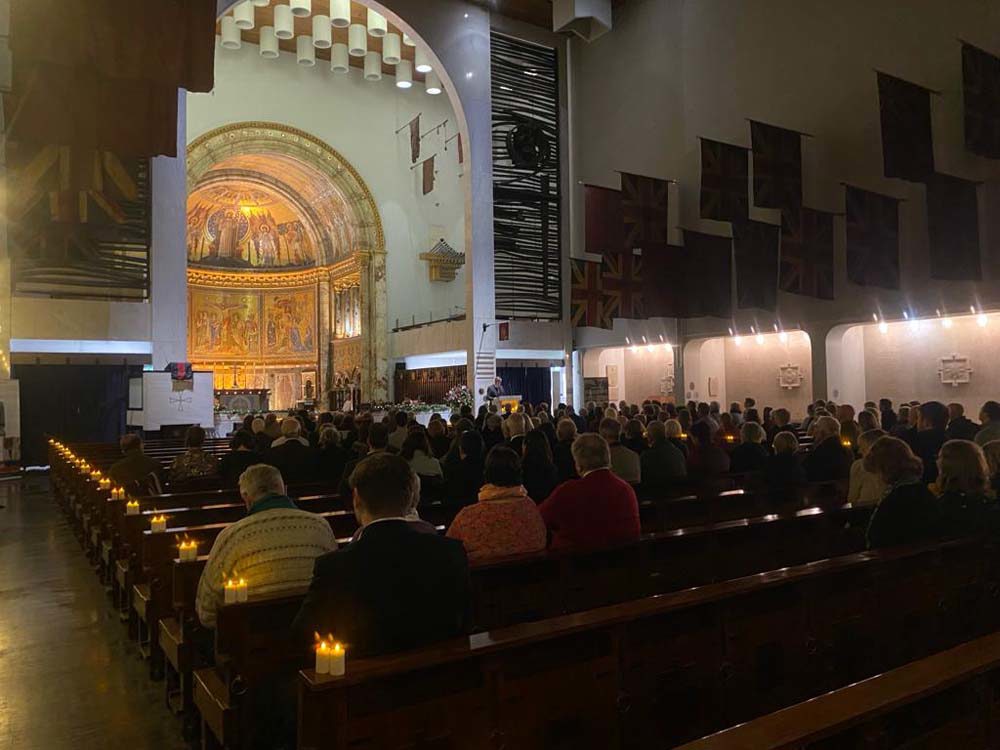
(170, 392), (193, 412)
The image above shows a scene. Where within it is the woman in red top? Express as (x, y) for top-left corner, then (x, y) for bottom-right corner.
(446, 446), (547, 563)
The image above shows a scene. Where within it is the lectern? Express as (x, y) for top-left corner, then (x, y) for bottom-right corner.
(497, 395), (523, 413)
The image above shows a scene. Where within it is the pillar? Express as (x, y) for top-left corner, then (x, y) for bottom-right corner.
(318, 276), (331, 397)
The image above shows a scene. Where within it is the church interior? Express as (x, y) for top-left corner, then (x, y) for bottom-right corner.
(4, 0), (1000, 748)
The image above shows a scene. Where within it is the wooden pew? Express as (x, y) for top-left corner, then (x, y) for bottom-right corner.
(287, 536), (1000, 750)
(674, 629), (1000, 750)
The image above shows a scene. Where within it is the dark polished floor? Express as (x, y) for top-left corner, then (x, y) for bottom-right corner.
(0, 477), (188, 750)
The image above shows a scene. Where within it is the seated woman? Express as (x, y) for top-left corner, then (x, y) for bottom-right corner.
(728, 421), (770, 474)
(688, 421), (730, 477)
(446, 446), (547, 563)
(664, 418), (689, 459)
(314, 424), (347, 484)
(847, 429), (887, 505)
(763, 431), (806, 489)
(521, 430), (559, 503)
(933, 439), (997, 538)
(218, 429), (261, 484)
(401, 430), (443, 478)
(168, 425), (218, 483)
(863, 436), (938, 549)
(426, 418), (453, 459)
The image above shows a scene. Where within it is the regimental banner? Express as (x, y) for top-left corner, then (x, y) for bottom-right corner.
(733, 220), (780, 311)
(926, 173), (982, 281)
(620, 172), (670, 252)
(700, 138), (749, 222)
(780, 207), (835, 300)
(877, 72), (935, 181)
(962, 43), (1000, 159)
(750, 121), (803, 211)
(570, 257), (609, 329)
(681, 230), (733, 319)
(584, 185), (624, 256)
(642, 244), (686, 319)
(845, 186), (901, 290)
(601, 252), (644, 321)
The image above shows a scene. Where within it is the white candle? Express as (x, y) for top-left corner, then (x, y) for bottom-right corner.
(315, 641), (331, 674)
(224, 579), (237, 604)
(179, 542), (197, 562)
(150, 516), (166, 533)
(126, 501), (139, 516)
(236, 578), (248, 603)
(329, 642), (346, 676)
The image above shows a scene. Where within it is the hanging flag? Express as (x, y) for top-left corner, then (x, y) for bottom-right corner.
(422, 156), (435, 195)
(780, 207), (835, 300)
(733, 220), (780, 311)
(642, 244), (688, 318)
(570, 258), (610, 328)
(584, 185), (624, 256)
(750, 121), (802, 211)
(845, 186), (900, 290)
(682, 229), (732, 318)
(926, 173), (981, 281)
(700, 138), (749, 222)
(601, 251), (644, 320)
(962, 43), (1000, 159)
(457, 133), (464, 164)
(877, 72), (935, 181)
(498, 321), (510, 341)
(409, 115), (421, 163)
(620, 172), (670, 251)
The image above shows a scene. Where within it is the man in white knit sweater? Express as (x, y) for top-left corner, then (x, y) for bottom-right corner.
(195, 464), (337, 629)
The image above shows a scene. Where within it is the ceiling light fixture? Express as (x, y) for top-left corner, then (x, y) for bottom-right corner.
(233, 1), (255, 30)
(383, 33), (402, 64)
(296, 35), (316, 66)
(395, 59), (413, 88)
(312, 15), (331, 48)
(220, 16), (242, 49)
(273, 4), (294, 39)
(403, 33), (416, 46)
(348, 23), (367, 56)
(425, 71), (442, 95)
(330, 43), (349, 73)
(367, 8), (387, 37)
(364, 51), (383, 81)
(330, 0), (350, 28)
(258, 25), (279, 57)
(290, 0), (311, 18)
(414, 48), (432, 73)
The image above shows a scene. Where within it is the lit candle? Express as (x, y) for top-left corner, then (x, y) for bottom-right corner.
(315, 641), (331, 674)
(224, 578), (237, 604)
(150, 515), (167, 533)
(842, 439), (852, 448)
(236, 578), (248, 602)
(126, 500), (140, 516)
(330, 642), (346, 676)
(725, 435), (735, 443)
(179, 540), (198, 562)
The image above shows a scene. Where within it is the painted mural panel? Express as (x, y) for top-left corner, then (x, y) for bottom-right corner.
(187, 183), (316, 270)
(189, 289), (260, 360)
(264, 288), (317, 357)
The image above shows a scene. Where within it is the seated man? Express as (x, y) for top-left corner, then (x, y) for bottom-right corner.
(802, 415), (853, 482)
(265, 417), (315, 483)
(337, 421), (391, 498)
(639, 420), (686, 495)
(539, 433), (640, 551)
(108, 434), (161, 489)
(293, 453), (471, 657)
(195, 464), (336, 629)
(600, 417), (641, 484)
(219, 430), (261, 484)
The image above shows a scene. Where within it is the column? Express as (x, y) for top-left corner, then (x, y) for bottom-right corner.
(318, 276), (331, 399)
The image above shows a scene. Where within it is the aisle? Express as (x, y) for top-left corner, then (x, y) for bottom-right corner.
(0, 477), (187, 750)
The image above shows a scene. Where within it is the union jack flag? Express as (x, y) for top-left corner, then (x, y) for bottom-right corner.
(700, 138), (749, 222)
(570, 257), (609, 328)
(845, 186), (900, 290)
(780, 207), (835, 300)
(601, 251), (644, 321)
(750, 121), (802, 211)
(621, 172), (669, 252)
(962, 43), (1000, 159)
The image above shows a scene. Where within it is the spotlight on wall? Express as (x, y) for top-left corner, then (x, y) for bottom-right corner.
(978, 314), (989, 328)
(942, 317), (954, 329)
(733, 336), (742, 346)
(779, 331), (789, 343)
(755, 334), (764, 345)
(647, 344), (655, 353)
(630, 345), (639, 353)
(878, 321), (888, 334)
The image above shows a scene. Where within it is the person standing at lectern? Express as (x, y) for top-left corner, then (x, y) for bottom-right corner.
(486, 377), (505, 400)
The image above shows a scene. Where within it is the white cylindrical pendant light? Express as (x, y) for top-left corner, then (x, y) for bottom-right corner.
(424, 70), (442, 95)
(330, 0), (351, 27)
(414, 48), (431, 73)
(252, 0), (270, 6)
(367, 9), (387, 37)
(273, 4), (294, 39)
(259, 25), (279, 57)
(403, 33), (416, 47)
(220, 16), (242, 49)
(233, 1), (255, 30)
(382, 32), (401, 65)
(364, 51), (382, 81)
(395, 59), (412, 88)
(290, 0), (311, 17)
(330, 42), (350, 73)
(312, 15), (331, 48)
(348, 23), (367, 57)
(297, 35), (316, 66)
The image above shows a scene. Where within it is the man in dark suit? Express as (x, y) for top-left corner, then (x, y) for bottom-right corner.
(486, 376), (505, 400)
(911, 401), (949, 483)
(946, 402), (979, 442)
(108, 434), (162, 490)
(337, 421), (392, 499)
(264, 417), (315, 482)
(293, 453), (471, 658)
(802, 416), (853, 482)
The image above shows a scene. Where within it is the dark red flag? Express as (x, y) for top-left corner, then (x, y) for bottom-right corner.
(409, 115), (421, 163)
(642, 245), (687, 318)
(733, 220), (780, 311)
(620, 172), (670, 251)
(422, 156), (435, 195)
(877, 72), (935, 181)
(457, 133), (464, 164)
(926, 173), (981, 281)
(962, 43), (1000, 159)
(700, 138), (749, 222)
(780, 207), (835, 300)
(845, 186), (900, 289)
(750, 121), (802, 210)
(584, 185), (624, 256)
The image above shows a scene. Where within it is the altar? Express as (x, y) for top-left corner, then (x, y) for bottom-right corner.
(216, 388), (270, 414)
